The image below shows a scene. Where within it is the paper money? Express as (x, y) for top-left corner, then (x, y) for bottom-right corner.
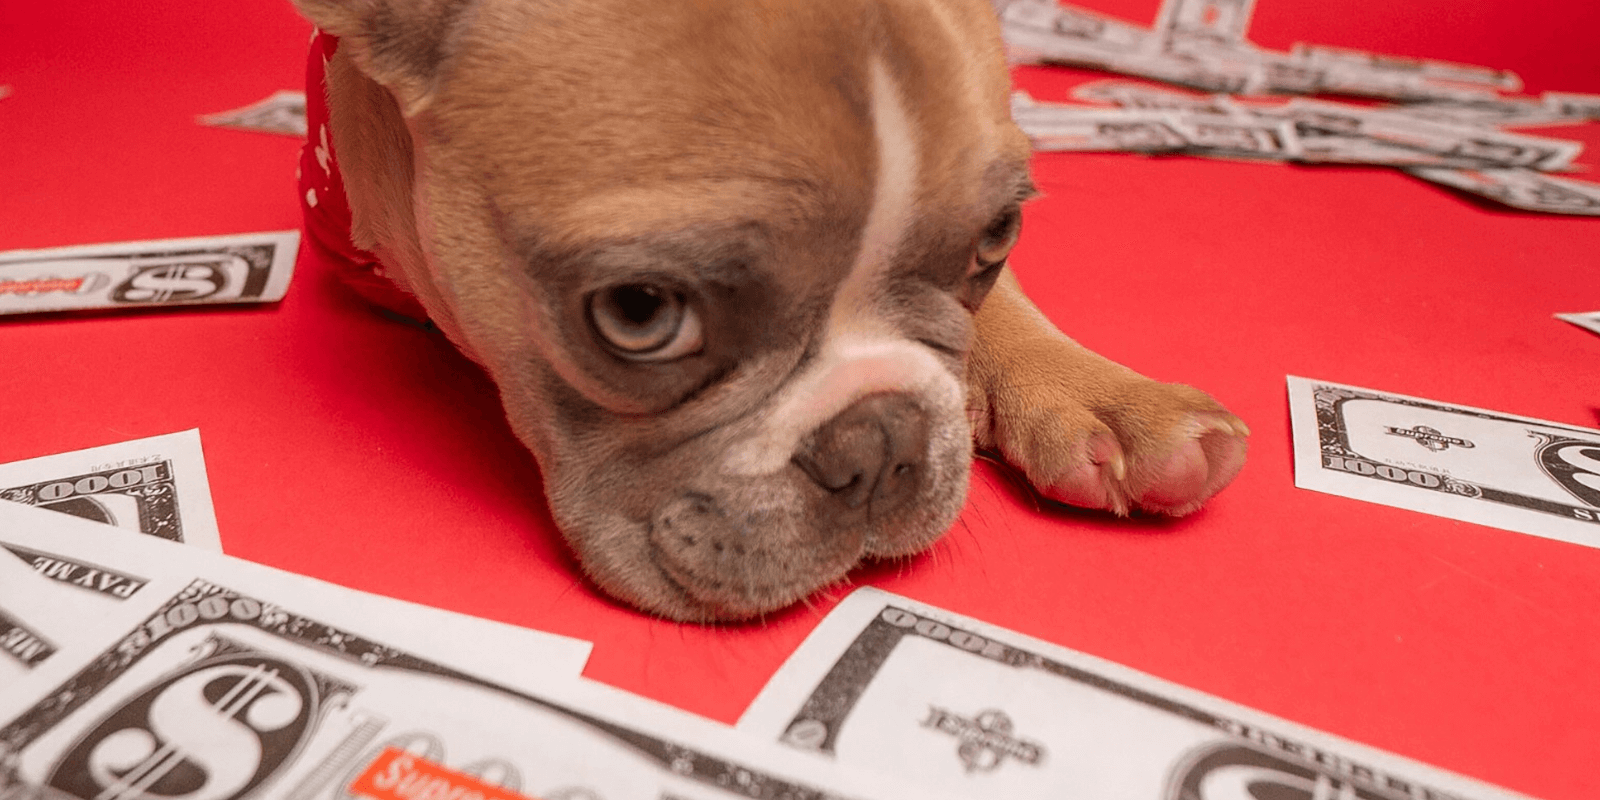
(1288, 376), (1600, 548)
(1288, 43), (1520, 95)
(1153, 0), (1257, 51)
(0, 505), (944, 800)
(0, 230), (298, 316)
(1405, 167), (1600, 216)
(198, 91), (308, 138)
(1541, 92), (1600, 121)
(1171, 112), (1300, 159)
(997, 0), (1153, 67)
(0, 431), (222, 551)
(1556, 312), (1600, 337)
(741, 587), (1533, 799)
(0, 606), (53, 688)
(0, 548), (126, 684)
(1038, 84), (1580, 169)
(1267, 99), (1581, 171)
(1015, 91), (1301, 158)
(1019, 79), (1600, 212)
(999, 0), (1520, 102)
(1011, 94), (1189, 152)
(1385, 97), (1583, 129)
(1071, 80), (1239, 116)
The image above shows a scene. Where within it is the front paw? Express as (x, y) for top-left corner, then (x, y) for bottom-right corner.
(980, 379), (1249, 517)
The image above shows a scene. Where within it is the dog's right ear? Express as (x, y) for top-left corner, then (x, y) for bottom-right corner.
(292, 0), (475, 116)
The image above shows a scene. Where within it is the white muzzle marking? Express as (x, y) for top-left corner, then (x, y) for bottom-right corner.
(722, 58), (963, 477)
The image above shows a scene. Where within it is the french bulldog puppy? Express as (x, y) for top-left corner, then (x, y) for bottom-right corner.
(291, 0), (1249, 622)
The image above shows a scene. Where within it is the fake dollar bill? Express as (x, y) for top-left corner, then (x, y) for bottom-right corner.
(740, 587), (1532, 799)
(0, 506), (592, 697)
(0, 609), (52, 689)
(1288, 376), (1600, 547)
(1014, 91), (1301, 158)
(998, 0), (1519, 101)
(1556, 312), (1600, 338)
(198, 91), (308, 138)
(0, 545), (129, 684)
(1264, 99), (1581, 171)
(1405, 167), (1600, 216)
(0, 431), (221, 551)
(0, 231), (297, 315)
(0, 505), (941, 800)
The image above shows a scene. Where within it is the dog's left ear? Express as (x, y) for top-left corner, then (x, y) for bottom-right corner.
(292, 0), (475, 116)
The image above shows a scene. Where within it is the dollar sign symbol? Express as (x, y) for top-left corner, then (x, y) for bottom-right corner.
(114, 264), (223, 303)
(49, 655), (313, 800)
(1537, 437), (1600, 508)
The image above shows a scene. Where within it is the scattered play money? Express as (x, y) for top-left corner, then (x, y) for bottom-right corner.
(997, 0), (1517, 100)
(741, 587), (1533, 799)
(0, 430), (222, 551)
(1003, 0), (1600, 215)
(1385, 92), (1600, 128)
(1288, 376), (1600, 547)
(1023, 86), (1583, 171)
(198, 90), (308, 137)
(1405, 167), (1600, 216)
(1556, 311), (1600, 337)
(1265, 98), (1581, 170)
(0, 230), (298, 315)
(0, 505), (947, 800)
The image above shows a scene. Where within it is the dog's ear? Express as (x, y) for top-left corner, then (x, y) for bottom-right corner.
(292, 0), (475, 116)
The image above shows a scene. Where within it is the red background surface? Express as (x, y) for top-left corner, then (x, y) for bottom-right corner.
(2, 1), (1597, 797)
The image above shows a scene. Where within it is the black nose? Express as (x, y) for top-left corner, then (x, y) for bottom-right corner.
(792, 394), (930, 512)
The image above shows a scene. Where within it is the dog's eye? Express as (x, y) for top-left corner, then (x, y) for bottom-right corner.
(974, 205), (1022, 269)
(588, 284), (703, 361)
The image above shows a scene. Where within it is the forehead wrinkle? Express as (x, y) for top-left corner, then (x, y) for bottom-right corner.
(537, 179), (826, 247)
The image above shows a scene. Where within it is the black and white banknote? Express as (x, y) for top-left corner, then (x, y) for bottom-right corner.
(0, 505), (944, 800)
(0, 430), (222, 552)
(1288, 376), (1600, 547)
(0, 608), (52, 690)
(1555, 312), (1600, 338)
(740, 587), (1535, 800)
(0, 230), (298, 315)
(0, 547), (125, 686)
(1404, 166), (1600, 216)
(0, 561), (57, 691)
(996, 0), (1517, 101)
(198, 91), (308, 138)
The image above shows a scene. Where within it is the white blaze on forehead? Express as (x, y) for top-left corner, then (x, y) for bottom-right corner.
(723, 58), (964, 477)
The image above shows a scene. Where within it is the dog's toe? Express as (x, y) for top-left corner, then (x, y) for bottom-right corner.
(1035, 429), (1129, 515)
(979, 379), (1249, 518)
(1123, 411), (1249, 516)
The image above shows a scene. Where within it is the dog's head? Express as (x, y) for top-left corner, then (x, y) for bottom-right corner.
(295, 0), (1034, 621)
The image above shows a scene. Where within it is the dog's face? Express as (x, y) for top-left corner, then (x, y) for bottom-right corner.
(301, 0), (1034, 620)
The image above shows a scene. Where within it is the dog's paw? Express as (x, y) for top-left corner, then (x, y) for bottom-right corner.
(981, 378), (1249, 517)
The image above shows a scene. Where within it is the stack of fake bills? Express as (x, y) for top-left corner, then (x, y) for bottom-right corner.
(999, 0), (1600, 215)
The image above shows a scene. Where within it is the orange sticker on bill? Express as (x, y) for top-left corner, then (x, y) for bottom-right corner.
(350, 746), (540, 800)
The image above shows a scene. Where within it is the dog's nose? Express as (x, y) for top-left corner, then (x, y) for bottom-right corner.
(792, 394), (930, 511)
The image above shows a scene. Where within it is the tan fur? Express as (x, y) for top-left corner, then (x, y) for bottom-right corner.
(968, 270), (1248, 516)
(294, 0), (1249, 621)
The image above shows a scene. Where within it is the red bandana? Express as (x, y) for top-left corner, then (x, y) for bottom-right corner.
(299, 31), (430, 323)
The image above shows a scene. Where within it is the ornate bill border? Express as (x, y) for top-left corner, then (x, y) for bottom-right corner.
(0, 580), (852, 800)
(1308, 382), (1600, 527)
(775, 601), (1476, 800)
